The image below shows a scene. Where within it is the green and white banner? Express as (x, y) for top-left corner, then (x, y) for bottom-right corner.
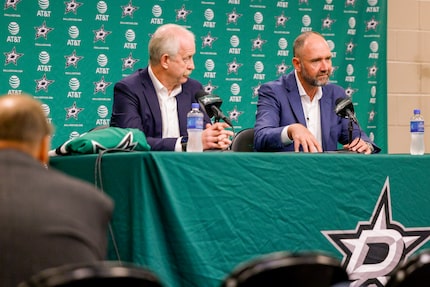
(1, 0), (387, 151)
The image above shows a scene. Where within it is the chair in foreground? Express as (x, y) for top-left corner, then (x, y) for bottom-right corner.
(18, 261), (164, 287)
(230, 128), (254, 152)
(385, 249), (430, 287)
(220, 251), (350, 287)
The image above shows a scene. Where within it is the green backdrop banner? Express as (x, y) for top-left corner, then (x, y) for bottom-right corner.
(1, 0), (387, 151)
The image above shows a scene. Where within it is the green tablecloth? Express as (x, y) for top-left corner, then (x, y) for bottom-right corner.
(50, 152), (430, 287)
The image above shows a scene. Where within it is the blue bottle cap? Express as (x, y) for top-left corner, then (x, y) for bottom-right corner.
(414, 109), (421, 114)
(192, 103), (199, 109)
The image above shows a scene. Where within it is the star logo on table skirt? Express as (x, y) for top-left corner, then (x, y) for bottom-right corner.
(322, 177), (430, 287)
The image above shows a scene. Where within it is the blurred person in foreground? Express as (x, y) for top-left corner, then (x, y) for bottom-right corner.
(254, 31), (380, 154)
(0, 94), (114, 287)
(110, 23), (233, 151)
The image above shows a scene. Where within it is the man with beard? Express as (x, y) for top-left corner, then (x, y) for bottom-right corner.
(254, 31), (380, 153)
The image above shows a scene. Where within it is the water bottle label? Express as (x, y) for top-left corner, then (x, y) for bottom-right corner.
(187, 116), (203, 129)
(410, 120), (424, 133)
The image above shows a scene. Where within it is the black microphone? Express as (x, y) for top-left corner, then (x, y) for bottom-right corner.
(195, 90), (233, 127)
(334, 97), (358, 124)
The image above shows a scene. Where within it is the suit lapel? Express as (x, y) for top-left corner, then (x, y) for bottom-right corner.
(176, 92), (189, 135)
(286, 73), (307, 125)
(140, 69), (163, 136)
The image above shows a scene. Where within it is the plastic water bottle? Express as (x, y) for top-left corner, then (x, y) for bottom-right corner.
(186, 103), (204, 152)
(410, 109), (425, 155)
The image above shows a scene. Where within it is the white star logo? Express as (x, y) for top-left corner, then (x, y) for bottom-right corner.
(203, 80), (218, 95)
(35, 74), (55, 92)
(227, 106), (243, 123)
(322, 14), (335, 30)
(64, 0), (83, 14)
(276, 60), (291, 76)
(4, 0), (21, 10)
(4, 47), (24, 65)
(65, 101), (84, 120)
(93, 25), (112, 43)
(275, 12), (290, 28)
(121, 52), (139, 70)
(201, 31), (218, 49)
(65, 50), (84, 68)
(226, 58), (243, 75)
(323, 177), (430, 286)
(251, 34), (267, 51)
(226, 8), (242, 25)
(35, 21), (54, 40)
(121, 0), (139, 18)
(175, 4), (191, 22)
(93, 76), (112, 94)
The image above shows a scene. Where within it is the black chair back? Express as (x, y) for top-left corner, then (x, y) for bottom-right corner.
(18, 261), (164, 287)
(220, 251), (350, 287)
(385, 249), (430, 287)
(230, 128), (254, 152)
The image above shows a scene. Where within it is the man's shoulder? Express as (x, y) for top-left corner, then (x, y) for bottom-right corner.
(116, 68), (147, 84)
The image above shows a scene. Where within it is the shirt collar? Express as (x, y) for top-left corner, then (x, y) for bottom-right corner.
(148, 65), (182, 97)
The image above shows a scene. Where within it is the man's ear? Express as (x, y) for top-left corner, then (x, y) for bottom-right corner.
(292, 57), (300, 71)
(37, 135), (51, 165)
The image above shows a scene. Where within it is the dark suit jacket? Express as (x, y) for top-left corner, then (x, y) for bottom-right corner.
(0, 150), (113, 287)
(254, 71), (380, 153)
(110, 68), (211, 151)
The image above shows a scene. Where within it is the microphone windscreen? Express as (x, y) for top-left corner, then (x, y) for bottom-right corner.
(194, 90), (208, 101)
(334, 97), (354, 117)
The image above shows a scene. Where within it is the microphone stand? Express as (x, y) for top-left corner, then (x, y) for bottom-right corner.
(348, 118), (353, 145)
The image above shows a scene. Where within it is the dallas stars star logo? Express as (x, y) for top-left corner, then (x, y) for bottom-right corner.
(121, 0), (139, 18)
(175, 4), (191, 22)
(346, 40), (357, 54)
(322, 14), (335, 30)
(323, 177), (430, 287)
(276, 60), (290, 76)
(93, 76), (112, 94)
(203, 80), (218, 95)
(201, 31), (217, 48)
(275, 12), (290, 28)
(121, 52), (139, 70)
(35, 74), (55, 92)
(65, 101), (84, 120)
(65, 50), (84, 68)
(35, 21), (54, 40)
(368, 64), (378, 78)
(345, 0), (357, 7)
(251, 34), (267, 51)
(4, 47), (24, 65)
(227, 58), (243, 75)
(4, 0), (21, 10)
(227, 106), (243, 123)
(344, 85), (358, 98)
(226, 8), (242, 25)
(93, 132), (139, 153)
(366, 16), (379, 31)
(93, 25), (112, 43)
(64, 0), (83, 15)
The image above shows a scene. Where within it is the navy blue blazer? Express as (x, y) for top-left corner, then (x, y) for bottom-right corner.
(110, 68), (211, 151)
(254, 71), (380, 153)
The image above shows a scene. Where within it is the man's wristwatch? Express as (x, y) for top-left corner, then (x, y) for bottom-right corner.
(181, 136), (188, 152)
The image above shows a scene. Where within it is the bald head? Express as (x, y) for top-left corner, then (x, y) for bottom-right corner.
(293, 31), (329, 58)
(0, 94), (52, 160)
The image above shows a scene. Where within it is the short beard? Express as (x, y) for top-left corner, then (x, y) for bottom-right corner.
(301, 64), (331, 87)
